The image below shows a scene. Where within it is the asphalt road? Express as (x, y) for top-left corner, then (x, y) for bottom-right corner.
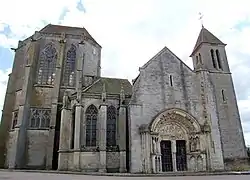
(0, 171), (249, 180)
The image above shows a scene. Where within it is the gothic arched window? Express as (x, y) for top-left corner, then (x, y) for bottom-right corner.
(63, 44), (76, 86)
(210, 49), (216, 69)
(37, 43), (57, 85)
(85, 105), (98, 147)
(106, 106), (117, 146)
(216, 50), (222, 69)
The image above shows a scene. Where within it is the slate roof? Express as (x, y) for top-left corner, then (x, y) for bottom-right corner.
(39, 24), (101, 47)
(83, 77), (132, 95)
(190, 27), (226, 56)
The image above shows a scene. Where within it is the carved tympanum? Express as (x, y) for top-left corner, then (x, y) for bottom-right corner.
(156, 123), (185, 140)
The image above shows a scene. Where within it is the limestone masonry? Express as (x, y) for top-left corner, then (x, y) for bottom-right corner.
(0, 24), (248, 173)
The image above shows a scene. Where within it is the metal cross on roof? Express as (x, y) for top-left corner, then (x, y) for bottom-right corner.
(199, 12), (204, 28)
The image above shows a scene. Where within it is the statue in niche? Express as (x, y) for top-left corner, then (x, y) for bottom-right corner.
(190, 137), (196, 152)
(190, 136), (199, 152)
(195, 137), (200, 150)
(63, 91), (70, 109)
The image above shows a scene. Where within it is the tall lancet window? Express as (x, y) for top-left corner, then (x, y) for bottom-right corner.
(216, 50), (222, 70)
(63, 44), (76, 86)
(85, 105), (98, 147)
(106, 106), (117, 147)
(37, 43), (57, 85)
(210, 49), (217, 69)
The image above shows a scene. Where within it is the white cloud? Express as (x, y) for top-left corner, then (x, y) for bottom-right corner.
(0, 0), (250, 145)
(0, 69), (11, 119)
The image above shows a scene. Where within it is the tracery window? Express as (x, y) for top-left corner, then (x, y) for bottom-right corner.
(106, 106), (117, 146)
(29, 108), (51, 128)
(63, 44), (76, 86)
(37, 43), (57, 85)
(210, 49), (217, 69)
(11, 111), (18, 129)
(85, 105), (98, 147)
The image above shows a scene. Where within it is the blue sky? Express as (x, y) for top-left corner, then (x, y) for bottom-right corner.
(0, 0), (250, 146)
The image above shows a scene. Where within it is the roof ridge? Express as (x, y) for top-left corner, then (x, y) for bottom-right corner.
(82, 78), (102, 93)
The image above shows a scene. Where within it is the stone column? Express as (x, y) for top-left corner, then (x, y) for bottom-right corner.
(72, 36), (85, 171)
(118, 104), (127, 172)
(58, 106), (71, 170)
(152, 155), (156, 173)
(46, 34), (66, 169)
(145, 133), (151, 173)
(98, 103), (107, 172)
(73, 103), (83, 171)
(8, 39), (37, 169)
(171, 140), (177, 172)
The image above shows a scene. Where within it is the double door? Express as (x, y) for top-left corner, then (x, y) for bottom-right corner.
(160, 140), (187, 172)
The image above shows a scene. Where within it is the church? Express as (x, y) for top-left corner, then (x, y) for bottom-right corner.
(0, 24), (248, 173)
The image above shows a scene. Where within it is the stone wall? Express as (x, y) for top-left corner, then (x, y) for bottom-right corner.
(224, 158), (250, 171)
(30, 87), (53, 107)
(80, 152), (99, 171)
(210, 73), (247, 159)
(128, 47), (225, 173)
(5, 131), (17, 168)
(26, 130), (49, 169)
(106, 152), (120, 172)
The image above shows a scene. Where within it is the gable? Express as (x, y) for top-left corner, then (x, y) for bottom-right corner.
(141, 46), (193, 72)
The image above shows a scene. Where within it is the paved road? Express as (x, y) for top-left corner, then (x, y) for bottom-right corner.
(0, 172), (249, 180)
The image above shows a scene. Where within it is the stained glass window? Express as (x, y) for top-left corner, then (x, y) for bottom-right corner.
(29, 108), (51, 128)
(106, 106), (116, 146)
(37, 43), (57, 85)
(85, 105), (98, 147)
(63, 44), (76, 86)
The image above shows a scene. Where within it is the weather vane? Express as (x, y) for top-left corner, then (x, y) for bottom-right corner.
(198, 12), (204, 28)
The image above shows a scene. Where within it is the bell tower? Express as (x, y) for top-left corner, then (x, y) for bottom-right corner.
(190, 26), (248, 166)
(190, 26), (229, 73)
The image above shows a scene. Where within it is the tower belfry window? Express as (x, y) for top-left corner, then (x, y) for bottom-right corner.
(216, 50), (222, 69)
(198, 53), (202, 64)
(210, 49), (216, 69)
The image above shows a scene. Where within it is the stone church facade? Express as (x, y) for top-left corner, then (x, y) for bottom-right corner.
(0, 24), (248, 173)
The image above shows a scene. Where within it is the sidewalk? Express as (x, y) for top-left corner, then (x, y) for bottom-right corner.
(0, 169), (250, 177)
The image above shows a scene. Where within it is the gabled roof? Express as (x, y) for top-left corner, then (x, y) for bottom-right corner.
(39, 24), (101, 47)
(190, 26), (226, 56)
(83, 77), (132, 95)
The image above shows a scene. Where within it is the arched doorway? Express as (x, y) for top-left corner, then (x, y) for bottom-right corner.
(140, 108), (205, 173)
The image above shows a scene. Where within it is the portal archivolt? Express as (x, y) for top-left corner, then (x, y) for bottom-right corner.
(139, 108), (207, 173)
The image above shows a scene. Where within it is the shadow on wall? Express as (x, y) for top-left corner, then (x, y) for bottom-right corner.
(247, 147), (250, 158)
